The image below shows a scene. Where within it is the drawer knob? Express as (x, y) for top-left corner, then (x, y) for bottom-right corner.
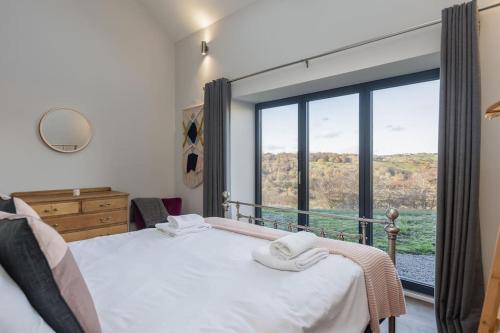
(99, 217), (112, 223)
(53, 208), (58, 212)
(44, 209), (50, 213)
(52, 224), (59, 228)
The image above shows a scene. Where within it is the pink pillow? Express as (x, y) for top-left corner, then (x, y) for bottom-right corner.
(13, 197), (40, 219)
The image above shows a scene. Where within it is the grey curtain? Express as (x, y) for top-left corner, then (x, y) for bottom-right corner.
(436, 1), (484, 332)
(203, 78), (231, 217)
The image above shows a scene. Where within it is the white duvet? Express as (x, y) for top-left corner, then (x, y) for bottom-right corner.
(68, 228), (370, 333)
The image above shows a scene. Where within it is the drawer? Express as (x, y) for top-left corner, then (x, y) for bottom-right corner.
(32, 201), (81, 218)
(82, 197), (128, 213)
(45, 210), (128, 233)
(63, 224), (128, 242)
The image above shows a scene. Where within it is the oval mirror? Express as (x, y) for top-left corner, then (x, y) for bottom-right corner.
(39, 108), (92, 153)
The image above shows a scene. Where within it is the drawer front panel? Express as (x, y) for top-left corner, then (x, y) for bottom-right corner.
(82, 197), (128, 213)
(45, 210), (128, 233)
(63, 224), (128, 242)
(32, 201), (81, 218)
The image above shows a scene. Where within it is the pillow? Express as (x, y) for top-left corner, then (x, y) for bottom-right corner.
(0, 197), (16, 213)
(0, 264), (54, 333)
(0, 193), (40, 218)
(0, 212), (101, 333)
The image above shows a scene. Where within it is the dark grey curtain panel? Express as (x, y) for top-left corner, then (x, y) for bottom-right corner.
(436, 1), (485, 332)
(203, 78), (231, 217)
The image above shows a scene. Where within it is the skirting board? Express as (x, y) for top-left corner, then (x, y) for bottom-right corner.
(404, 289), (434, 304)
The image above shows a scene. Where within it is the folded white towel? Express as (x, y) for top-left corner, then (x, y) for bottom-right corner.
(252, 246), (329, 272)
(155, 222), (211, 237)
(269, 231), (318, 260)
(167, 214), (205, 229)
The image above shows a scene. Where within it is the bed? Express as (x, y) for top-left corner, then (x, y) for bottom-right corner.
(0, 193), (405, 333)
(69, 226), (371, 333)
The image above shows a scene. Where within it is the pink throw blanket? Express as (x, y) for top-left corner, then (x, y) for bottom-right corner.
(205, 217), (406, 333)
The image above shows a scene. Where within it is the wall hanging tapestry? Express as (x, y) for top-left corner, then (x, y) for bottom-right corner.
(182, 104), (204, 188)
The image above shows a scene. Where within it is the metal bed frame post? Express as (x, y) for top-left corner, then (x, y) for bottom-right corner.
(221, 191), (401, 333)
(385, 208), (400, 333)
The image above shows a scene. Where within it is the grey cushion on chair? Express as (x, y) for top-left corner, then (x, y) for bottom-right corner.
(131, 198), (169, 228)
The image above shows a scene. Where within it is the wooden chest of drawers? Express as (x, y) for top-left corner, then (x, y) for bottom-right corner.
(12, 187), (129, 242)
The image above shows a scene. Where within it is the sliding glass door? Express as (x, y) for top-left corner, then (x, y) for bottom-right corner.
(372, 80), (439, 294)
(256, 69), (440, 295)
(308, 94), (360, 239)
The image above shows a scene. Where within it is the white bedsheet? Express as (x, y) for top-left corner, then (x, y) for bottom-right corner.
(69, 228), (370, 333)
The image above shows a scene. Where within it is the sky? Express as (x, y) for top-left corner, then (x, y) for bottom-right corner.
(261, 80), (440, 155)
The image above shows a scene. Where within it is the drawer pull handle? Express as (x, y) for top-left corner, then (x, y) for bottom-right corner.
(44, 209), (50, 213)
(52, 224), (59, 228)
(99, 203), (111, 207)
(53, 208), (58, 212)
(99, 217), (112, 223)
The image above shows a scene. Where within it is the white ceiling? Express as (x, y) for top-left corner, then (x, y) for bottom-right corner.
(135, 0), (259, 42)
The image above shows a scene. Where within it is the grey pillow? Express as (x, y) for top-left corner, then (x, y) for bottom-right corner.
(0, 198), (16, 214)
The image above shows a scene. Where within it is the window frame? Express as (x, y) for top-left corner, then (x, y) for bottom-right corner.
(255, 68), (440, 296)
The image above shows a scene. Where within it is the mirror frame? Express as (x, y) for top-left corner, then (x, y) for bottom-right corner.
(39, 107), (93, 153)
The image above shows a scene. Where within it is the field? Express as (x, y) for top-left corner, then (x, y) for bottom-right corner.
(262, 208), (436, 254)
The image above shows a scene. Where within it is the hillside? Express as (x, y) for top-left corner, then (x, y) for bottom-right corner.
(262, 152), (438, 210)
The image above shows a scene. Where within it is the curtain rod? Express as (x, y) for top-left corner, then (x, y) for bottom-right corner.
(228, 1), (500, 84)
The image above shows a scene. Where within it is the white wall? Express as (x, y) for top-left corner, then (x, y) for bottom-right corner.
(479, 1), (500, 284)
(175, 0), (500, 280)
(230, 100), (255, 219)
(0, 0), (176, 200)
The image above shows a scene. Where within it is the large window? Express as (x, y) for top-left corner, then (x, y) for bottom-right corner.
(256, 69), (439, 295)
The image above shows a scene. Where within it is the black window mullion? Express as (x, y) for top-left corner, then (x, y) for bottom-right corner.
(254, 106), (262, 220)
(359, 87), (373, 245)
(298, 98), (309, 226)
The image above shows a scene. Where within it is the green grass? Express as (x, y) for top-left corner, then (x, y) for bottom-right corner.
(262, 208), (436, 255)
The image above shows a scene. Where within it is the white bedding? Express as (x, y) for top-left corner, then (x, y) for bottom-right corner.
(68, 228), (370, 333)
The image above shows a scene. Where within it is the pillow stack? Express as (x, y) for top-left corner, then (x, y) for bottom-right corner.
(0, 195), (101, 333)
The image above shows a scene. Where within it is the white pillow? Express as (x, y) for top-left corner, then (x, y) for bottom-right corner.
(0, 264), (54, 333)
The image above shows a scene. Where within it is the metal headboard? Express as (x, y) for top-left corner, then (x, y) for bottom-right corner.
(221, 191), (401, 333)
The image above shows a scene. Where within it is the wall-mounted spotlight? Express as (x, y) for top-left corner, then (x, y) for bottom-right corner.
(201, 41), (208, 56)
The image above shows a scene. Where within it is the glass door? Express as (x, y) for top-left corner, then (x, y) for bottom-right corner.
(372, 80), (439, 294)
(308, 94), (360, 239)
